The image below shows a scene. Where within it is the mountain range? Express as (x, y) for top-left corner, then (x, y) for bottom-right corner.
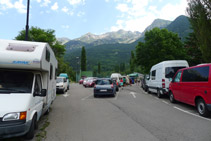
(63, 15), (192, 72)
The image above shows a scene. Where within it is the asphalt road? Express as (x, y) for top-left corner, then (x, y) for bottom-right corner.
(3, 83), (211, 141)
(45, 83), (211, 141)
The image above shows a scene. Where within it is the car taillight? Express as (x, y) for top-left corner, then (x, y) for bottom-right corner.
(162, 79), (165, 88)
(94, 84), (96, 88)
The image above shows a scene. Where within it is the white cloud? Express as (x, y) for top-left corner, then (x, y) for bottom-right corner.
(112, 0), (188, 32)
(67, 0), (85, 6)
(61, 25), (70, 29)
(105, 0), (109, 2)
(0, 0), (26, 14)
(14, 0), (26, 13)
(41, 0), (51, 7)
(0, 0), (13, 9)
(37, 0), (41, 3)
(158, 0), (188, 20)
(51, 2), (58, 11)
(62, 6), (69, 13)
(116, 4), (129, 12)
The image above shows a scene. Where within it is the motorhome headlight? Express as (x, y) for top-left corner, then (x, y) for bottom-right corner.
(2, 111), (27, 121)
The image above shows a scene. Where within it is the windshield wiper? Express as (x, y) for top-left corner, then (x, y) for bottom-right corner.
(0, 88), (27, 93)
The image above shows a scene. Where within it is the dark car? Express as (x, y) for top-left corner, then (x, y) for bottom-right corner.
(141, 74), (149, 92)
(94, 78), (116, 98)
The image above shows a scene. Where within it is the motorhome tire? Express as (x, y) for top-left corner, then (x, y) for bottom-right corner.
(197, 99), (209, 117)
(25, 115), (36, 140)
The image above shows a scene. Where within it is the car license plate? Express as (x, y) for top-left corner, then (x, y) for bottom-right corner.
(100, 89), (107, 92)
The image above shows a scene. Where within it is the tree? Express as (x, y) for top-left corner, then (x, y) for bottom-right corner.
(136, 28), (187, 72)
(120, 63), (126, 73)
(98, 62), (101, 74)
(184, 32), (204, 66)
(187, 0), (211, 62)
(130, 51), (135, 73)
(81, 46), (87, 71)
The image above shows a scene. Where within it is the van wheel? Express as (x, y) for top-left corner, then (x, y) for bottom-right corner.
(157, 89), (162, 98)
(147, 88), (151, 94)
(25, 115), (36, 140)
(196, 99), (210, 117)
(169, 92), (176, 103)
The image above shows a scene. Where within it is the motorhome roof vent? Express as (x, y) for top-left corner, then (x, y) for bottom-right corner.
(7, 43), (36, 52)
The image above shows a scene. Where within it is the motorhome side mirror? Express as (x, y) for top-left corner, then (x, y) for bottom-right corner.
(34, 89), (47, 97)
(41, 89), (47, 96)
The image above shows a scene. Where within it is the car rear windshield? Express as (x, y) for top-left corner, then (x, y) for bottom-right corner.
(165, 66), (186, 78)
(57, 78), (64, 83)
(182, 66), (209, 82)
(96, 79), (112, 85)
(0, 70), (34, 93)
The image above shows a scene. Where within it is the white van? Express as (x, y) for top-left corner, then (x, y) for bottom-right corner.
(110, 73), (122, 87)
(147, 60), (189, 98)
(0, 39), (57, 139)
(56, 77), (68, 93)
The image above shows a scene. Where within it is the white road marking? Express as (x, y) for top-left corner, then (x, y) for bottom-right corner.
(162, 101), (169, 104)
(173, 106), (211, 121)
(81, 94), (93, 100)
(130, 92), (136, 98)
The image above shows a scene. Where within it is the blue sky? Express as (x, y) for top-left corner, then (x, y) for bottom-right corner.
(0, 0), (188, 40)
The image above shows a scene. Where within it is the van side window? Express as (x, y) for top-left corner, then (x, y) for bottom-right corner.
(50, 64), (53, 80)
(55, 68), (57, 80)
(46, 49), (50, 62)
(182, 66), (209, 82)
(34, 74), (42, 95)
(151, 70), (156, 80)
(174, 71), (182, 82)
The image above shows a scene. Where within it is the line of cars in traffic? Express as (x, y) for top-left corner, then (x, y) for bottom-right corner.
(141, 60), (211, 117)
(79, 73), (135, 98)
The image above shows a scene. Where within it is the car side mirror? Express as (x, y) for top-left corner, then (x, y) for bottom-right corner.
(34, 89), (47, 97)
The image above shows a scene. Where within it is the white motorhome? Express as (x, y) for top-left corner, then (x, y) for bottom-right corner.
(0, 39), (57, 139)
(147, 60), (189, 98)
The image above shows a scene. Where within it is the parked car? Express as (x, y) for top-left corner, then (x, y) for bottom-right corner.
(59, 73), (70, 90)
(169, 64), (211, 117)
(83, 77), (96, 87)
(79, 78), (84, 84)
(141, 74), (149, 92)
(94, 78), (116, 97)
(56, 77), (68, 93)
(147, 60), (189, 98)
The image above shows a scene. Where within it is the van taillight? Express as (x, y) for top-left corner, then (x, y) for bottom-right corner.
(162, 79), (165, 88)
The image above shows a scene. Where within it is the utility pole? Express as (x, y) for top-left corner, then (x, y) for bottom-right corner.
(25, 0), (30, 41)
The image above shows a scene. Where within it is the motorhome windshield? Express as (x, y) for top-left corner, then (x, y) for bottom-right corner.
(0, 70), (34, 93)
(165, 66), (186, 78)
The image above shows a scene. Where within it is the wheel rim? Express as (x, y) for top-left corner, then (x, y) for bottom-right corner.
(198, 102), (205, 114)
